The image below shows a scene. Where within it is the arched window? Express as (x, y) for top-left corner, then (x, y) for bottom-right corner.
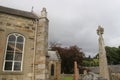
(3, 33), (25, 71)
(51, 64), (54, 76)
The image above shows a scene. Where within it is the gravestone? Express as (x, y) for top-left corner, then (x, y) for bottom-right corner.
(74, 61), (79, 80)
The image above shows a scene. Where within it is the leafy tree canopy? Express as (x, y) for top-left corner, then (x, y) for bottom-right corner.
(50, 42), (84, 73)
(105, 46), (120, 65)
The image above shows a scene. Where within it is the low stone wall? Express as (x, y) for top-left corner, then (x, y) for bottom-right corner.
(111, 73), (120, 80)
(61, 72), (120, 80)
(88, 65), (120, 73)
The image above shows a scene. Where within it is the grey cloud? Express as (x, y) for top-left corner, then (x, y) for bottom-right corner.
(1, 0), (120, 57)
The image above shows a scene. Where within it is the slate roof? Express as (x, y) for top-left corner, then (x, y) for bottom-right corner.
(48, 51), (61, 61)
(0, 6), (39, 19)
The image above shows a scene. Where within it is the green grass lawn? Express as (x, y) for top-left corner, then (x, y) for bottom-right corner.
(64, 77), (73, 80)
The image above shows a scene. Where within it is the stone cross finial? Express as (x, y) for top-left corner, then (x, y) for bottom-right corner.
(97, 25), (104, 35)
(41, 7), (47, 17)
(31, 6), (34, 12)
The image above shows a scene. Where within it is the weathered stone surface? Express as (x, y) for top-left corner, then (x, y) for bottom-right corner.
(97, 26), (110, 80)
(0, 6), (48, 80)
(74, 61), (79, 80)
(47, 51), (61, 80)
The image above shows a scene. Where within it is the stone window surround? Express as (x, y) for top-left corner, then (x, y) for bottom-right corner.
(3, 33), (25, 72)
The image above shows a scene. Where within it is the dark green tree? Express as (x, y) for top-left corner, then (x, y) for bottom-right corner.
(105, 46), (120, 65)
(50, 42), (84, 73)
(93, 46), (120, 65)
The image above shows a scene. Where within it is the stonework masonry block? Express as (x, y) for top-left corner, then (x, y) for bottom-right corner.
(0, 6), (49, 80)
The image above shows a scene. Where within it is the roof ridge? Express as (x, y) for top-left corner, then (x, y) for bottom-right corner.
(0, 6), (39, 19)
(0, 6), (30, 13)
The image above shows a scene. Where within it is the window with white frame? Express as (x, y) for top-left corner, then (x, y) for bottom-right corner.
(3, 33), (25, 71)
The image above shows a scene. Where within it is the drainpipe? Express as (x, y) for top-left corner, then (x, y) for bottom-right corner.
(32, 19), (38, 80)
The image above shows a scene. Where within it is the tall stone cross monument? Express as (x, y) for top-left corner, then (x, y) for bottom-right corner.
(97, 26), (110, 80)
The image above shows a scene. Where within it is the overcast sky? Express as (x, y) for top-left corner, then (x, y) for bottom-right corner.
(0, 0), (120, 57)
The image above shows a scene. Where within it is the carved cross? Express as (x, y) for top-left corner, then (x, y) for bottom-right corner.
(97, 25), (104, 35)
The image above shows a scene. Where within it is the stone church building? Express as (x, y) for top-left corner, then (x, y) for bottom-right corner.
(0, 6), (49, 80)
(47, 51), (61, 80)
